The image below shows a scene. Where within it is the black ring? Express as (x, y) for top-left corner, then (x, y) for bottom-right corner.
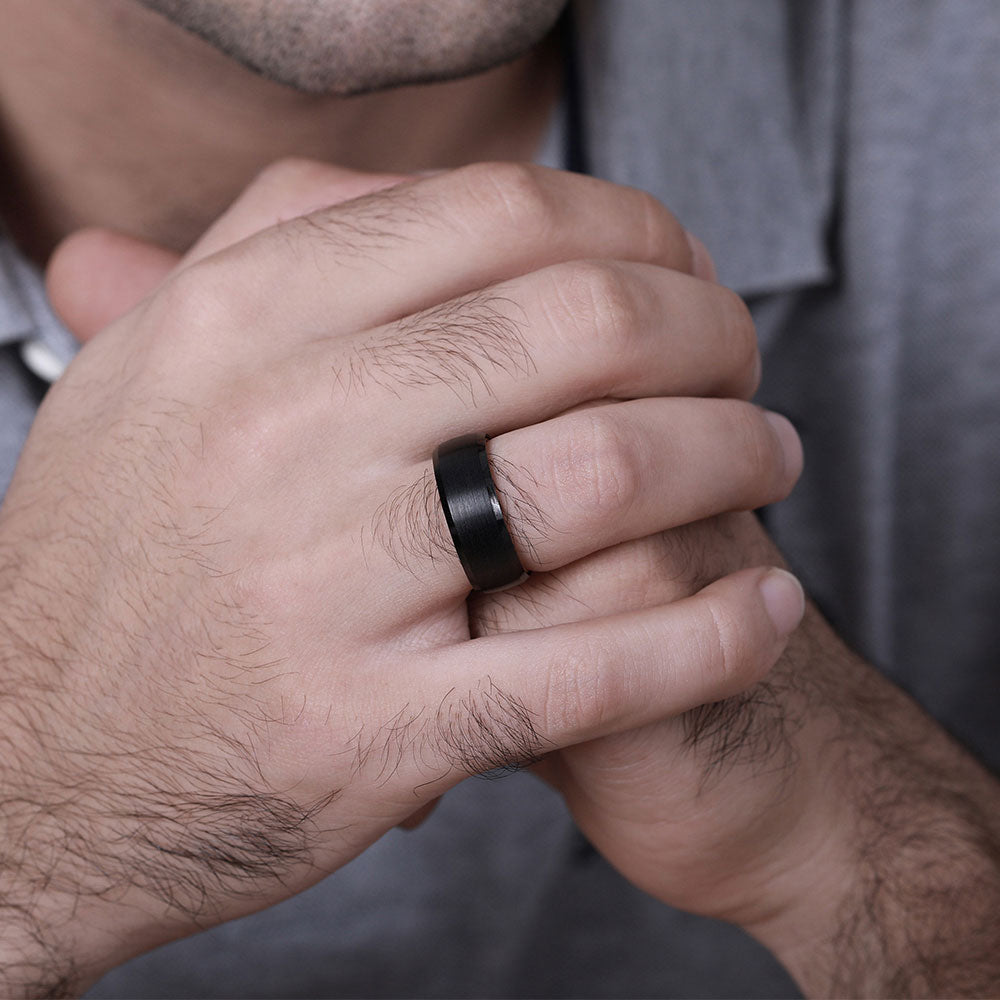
(432, 434), (529, 592)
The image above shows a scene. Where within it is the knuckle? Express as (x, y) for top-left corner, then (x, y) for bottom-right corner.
(700, 591), (755, 692)
(214, 387), (292, 478)
(542, 633), (629, 737)
(454, 161), (554, 236)
(545, 260), (640, 357)
(152, 259), (211, 324)
(144, 260), (233, 357)
(550, 411), (642, 527)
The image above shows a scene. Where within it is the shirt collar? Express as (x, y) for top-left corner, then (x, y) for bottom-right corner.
(572, 0), (839, 296)
(0, 230), (80, 379)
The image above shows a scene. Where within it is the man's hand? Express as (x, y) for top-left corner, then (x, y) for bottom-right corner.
(50, 160), (1000, 997)
(472, 510), (1000, 998)
(2, 161), (804, 997)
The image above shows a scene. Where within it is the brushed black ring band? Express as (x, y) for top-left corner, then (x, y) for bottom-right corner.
(432, 434), (529, 592)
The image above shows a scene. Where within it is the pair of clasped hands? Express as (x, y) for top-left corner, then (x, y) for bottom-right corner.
(4, 162), (815, 983)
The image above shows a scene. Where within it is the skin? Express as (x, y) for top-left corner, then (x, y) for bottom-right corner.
(0, 0), (562, 259)
(2, 160), (802, 995)
(2, 1), (1000, 997)
(135, 0), (569, 95)
(56, 164), (1000, 998)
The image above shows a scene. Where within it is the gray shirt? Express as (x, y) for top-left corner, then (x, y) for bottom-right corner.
(1, 2), (997, 996)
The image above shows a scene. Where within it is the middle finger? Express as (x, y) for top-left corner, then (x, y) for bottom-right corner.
(304, 259), (759, 446)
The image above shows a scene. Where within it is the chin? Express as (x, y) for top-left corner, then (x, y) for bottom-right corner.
(135, 0), (568, 97)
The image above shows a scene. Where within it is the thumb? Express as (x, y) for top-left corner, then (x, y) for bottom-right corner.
(46, 227), (180, 343)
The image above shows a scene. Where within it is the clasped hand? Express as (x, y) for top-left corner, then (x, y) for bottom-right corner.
(0, 161), (803, 991)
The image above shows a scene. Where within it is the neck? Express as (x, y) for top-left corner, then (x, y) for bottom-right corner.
(0, 0), (561, 261)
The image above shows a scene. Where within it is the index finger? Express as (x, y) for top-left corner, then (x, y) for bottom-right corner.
(180, 160), (412, 267)
(207, 162), (702, 343)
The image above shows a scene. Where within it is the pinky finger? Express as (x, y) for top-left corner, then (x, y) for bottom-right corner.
(421, 566), (804, 779)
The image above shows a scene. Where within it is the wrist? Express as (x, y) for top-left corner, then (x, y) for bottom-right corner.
(742, 692), (1000, 998)
(1, 726), (135, 998)
(0, 639), (179, 997)
(740, 819), (858, 997)
(0, 873), (174, 998)
(735, 754), (860, 994)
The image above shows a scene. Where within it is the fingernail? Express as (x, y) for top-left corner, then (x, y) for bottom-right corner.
(763, 410), (804, 479)
(684, 230), (718, 283)
(759, 568), (805, 637)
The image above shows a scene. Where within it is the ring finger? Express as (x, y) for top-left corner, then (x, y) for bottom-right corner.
(366, 397), (801, 604)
